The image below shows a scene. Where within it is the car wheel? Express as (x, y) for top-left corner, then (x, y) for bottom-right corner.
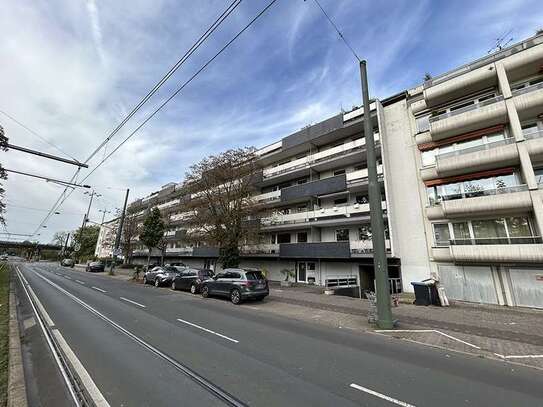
(155, 278), (160, 287)
(143, 276), (148, 285)
(201, 285), (209, 298)
(230, 289), (242, 305)
(190, 283), (197, 294)
(171, 281), (177, 290)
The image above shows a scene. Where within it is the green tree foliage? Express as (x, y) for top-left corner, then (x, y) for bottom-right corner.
(139, 208), (165, 266)
(72, 225), (100, 261)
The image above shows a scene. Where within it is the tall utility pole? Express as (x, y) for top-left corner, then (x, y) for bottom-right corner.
(76, 190), (99, 262)
(110, 188), (130, 274)
(359, 60), (393, 329)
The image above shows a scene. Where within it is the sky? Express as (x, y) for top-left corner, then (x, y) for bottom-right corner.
(1, 0), (542, 243)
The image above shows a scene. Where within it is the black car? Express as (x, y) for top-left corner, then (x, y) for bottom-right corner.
(143, 265), (182, 287)
(86, 261), (105, 272)
(171, 268), (214, 294)
(201, 268), (268, 304)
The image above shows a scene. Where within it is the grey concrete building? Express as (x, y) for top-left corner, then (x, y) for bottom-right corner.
(124, 31), (543, 308)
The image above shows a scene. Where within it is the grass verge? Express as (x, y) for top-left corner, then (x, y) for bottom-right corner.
(0, 263), (9, 407)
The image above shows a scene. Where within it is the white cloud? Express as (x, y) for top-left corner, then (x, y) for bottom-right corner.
(86, 0), (107, 67)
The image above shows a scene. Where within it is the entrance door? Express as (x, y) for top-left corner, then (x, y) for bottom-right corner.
(298, 262), (307, 282)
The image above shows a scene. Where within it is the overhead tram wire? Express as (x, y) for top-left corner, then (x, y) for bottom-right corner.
(311, 0), (361, 62)
(34, 0), (281, 230)
(29, 0), (243, 237)
(79, 0), (281, 184)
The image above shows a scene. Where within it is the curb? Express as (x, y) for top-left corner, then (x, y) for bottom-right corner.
(8, 280), (28, 407)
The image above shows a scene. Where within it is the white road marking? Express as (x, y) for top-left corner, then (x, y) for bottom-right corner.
(375, 329), (481, 350)
(16, 266), (29, 285)
(31, 272), (244, 406)
(75, 280), (86, 285)
(53, 330), (110, 406)
(120, 297), (146, 308)
(494, 353), (543, 359)
(350, 383), (416, 407)
(28, 285), (55, 327)
(55, 273), (62, 276)
(64, 276), (72, 280)
(92, 286), (107, 293)
(176, 318), (239, 343)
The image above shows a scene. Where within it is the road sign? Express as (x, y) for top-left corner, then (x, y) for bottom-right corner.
(73, 243), (81, 252)
(113, 248), (122, 256)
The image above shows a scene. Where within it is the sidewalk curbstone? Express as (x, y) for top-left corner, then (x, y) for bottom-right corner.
(8, 280), (28, 407)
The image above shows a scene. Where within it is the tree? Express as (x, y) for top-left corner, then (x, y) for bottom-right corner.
(139, 207), (164, 268)
(72, 225), (100, 262)
(184, 147), (261, 268)
(51, 231), (70, 247)
(157, 213), (173, 267)
(0, 125), (8, 225)
(121, 209), (140, 265)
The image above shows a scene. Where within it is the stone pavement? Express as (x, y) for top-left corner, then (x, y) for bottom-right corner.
(267, 283), (543, 369)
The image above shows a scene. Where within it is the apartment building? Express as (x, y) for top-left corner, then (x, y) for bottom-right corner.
(94, 217), (119, 258)
(384, 32), (543, 308)
(119, 31), (543, 308)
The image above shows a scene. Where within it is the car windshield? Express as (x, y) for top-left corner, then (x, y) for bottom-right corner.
(245, 271), (264, 280)
(163, 266), (178, 272)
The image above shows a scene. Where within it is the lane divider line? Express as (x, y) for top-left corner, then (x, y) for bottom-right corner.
(52, 330), (110, 406)
(349, 383), (416, 407)
(64, 276), (72, 280)
(120, 297), (146, 308)
(375, 329), (481, 350)
(176, 318), (239, 344)
(32, 271), (246, 407)
(15, 267), (82, 406)
(75, 280), (86, 285)
(92, 287), (107, 293)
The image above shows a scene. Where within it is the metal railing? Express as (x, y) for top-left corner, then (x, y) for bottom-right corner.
(430, 184), (528, 205)
(436, 137), (514, 160)
(429, 95), (504, 123)
(449, 236), (542, 245)
(511, 81), (543, 96)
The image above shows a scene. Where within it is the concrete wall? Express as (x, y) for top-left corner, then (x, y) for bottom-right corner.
(381, 98), (433, 291)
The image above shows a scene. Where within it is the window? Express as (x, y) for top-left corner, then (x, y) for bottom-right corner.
(333, 169), (346, 176)
(356, 195), (369, 204)
(506, 216), (531, 237)
(534, 167), (543, 185)
(336, 229), (350, 241)
(359, 225), (372, 240)
(277, 233), (291, 244)
(297, 178), (308, 185)
(297, 205), (307, 212)
(421, 149), (437, 167)
(433, 223), (450, 246)
(522, 123), (538, 135)
(471, 219), (507, 242)
(452, 222), (470, 241)
(297, 232), (308, 243)
(333, 197), (348, 206)
(415, 115), (430, 133)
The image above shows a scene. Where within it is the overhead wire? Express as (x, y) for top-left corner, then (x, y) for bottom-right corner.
(28, 0), (244, 237)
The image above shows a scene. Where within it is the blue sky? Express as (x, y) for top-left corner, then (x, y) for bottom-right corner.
(1, 0), (542, 242)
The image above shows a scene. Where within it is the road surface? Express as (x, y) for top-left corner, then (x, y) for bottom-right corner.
(13, 262), (543, 406)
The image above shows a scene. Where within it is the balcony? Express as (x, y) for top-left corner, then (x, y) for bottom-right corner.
(526, 130), (543, 160)
(426, 185), (531, 220)
(350, 239), (391, 255)
(429, 96), (507, 140)
(254, 190), (281, 203)
(261, 201), (387, 228)
(165, 247), (193, 255)
(513, 81), (543, 120)
(280, 174), (346, 202)
(279, 242), (351, 259)
(262, 136), (378, 180)
(240, 244), (279, 255)
(450, 237), (543, 263)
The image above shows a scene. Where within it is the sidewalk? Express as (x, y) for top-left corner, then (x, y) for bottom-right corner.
(267, 283), (543, 369)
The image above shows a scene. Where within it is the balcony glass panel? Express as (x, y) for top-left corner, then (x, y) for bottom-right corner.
(451, 236), (542, 245)
(452, 222), (470, 240)
(433, 223), (450, 246)
(472, 219), (507, 243)
(506, 216), (531, 237)
(511, 80), (543, 96)
(429, 95), (503, 123)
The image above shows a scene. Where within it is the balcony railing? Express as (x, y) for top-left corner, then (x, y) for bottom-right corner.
(240, 244), (279, 255)
(165, 247), (193, 254)
(350, 239), (391, 254)
(254, 190), (281, 203)
(524, 129), (543, 140)
(429, 95), (504, 123)
(431, 184), (528, 205)
(263, 136), (379, 179)
(436, 137), (515, 160)
(449, 236), (542, 245)
(262, 201), (386, 226)
(511, 80), (543, 97)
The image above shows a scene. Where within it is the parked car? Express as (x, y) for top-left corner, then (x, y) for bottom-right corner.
(60, 258), (74, 267)
(143, 265), (182, 287)
(86, 261), (105, 272)
(171, 268), (214, 293)
(0, 254), (8, 261)
(201, 268), (268, 304)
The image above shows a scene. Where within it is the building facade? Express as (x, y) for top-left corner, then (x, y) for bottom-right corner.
(125, 31), (543, 308)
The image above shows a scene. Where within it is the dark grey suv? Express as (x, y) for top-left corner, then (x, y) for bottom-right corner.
(201, 268), (268, 304)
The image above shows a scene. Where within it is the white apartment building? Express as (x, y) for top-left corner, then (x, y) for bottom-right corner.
(124, 31), (543, 308)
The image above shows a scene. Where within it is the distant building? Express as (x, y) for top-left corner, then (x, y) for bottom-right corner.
(94, 217), (120, 258)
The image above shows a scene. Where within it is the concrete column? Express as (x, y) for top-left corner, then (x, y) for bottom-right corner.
(529, 190), (543, 236)
(517, 143), (538, 189)
(495, 62), (512, 99)
(506, 99), (525, 141)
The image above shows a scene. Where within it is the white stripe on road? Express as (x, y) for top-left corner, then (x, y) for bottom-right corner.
(76, 280), (86, 285)
(120, 297), (146, 308)
(53, 330), (110, 406)
(375, 329), (481, 350)
(64, 276), (72, 280)
(92, 286), (107, 293)
(349, 383), (416, 407)
(176, 318), (239, 343)
(55, 273), (62, 276)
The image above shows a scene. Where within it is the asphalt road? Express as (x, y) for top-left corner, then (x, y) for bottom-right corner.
(13, 262), (543, 406)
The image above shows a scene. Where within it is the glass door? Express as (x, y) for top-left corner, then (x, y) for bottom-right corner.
(297, 262), (307, 282)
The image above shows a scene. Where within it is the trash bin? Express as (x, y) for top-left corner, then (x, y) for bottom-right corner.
(411, 281), (438, 306)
